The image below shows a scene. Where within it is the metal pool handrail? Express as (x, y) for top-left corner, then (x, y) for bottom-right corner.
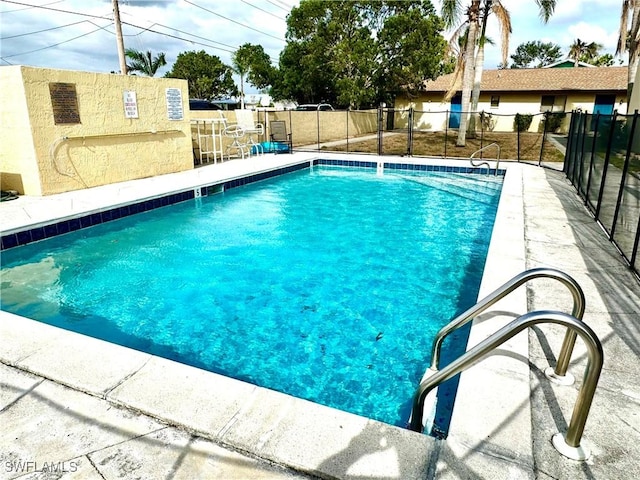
(470, 142), (500, 174)
(410, 310), (604, 461)
(430, 268), (585, 383)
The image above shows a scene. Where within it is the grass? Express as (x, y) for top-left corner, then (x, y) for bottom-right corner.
(322, 130), (566, 163)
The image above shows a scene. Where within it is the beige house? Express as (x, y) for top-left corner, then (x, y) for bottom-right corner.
(396, 66), (629, 133)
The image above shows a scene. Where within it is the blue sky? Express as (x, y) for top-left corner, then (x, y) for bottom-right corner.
(475, 0), (626, 68)
(0, 0), (628, 88)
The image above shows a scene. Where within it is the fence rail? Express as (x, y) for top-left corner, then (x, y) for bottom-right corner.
(565, 109), (640, 277)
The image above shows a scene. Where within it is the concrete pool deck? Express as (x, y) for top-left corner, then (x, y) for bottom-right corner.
(1, 153), (639, 479)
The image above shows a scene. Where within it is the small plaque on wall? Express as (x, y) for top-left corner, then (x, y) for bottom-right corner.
(49, 82), (80, 124)
(165, 87), (184, 120)
(123, 90), (139, 118)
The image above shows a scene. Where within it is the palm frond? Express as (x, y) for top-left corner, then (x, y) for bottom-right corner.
(534, 0), (556, 23)
(491, 1), (512, 67)
(441, 0), (464, 29)
(617, 1), (630, 55)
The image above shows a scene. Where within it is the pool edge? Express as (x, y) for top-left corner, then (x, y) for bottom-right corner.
(0, 154), (532, 477)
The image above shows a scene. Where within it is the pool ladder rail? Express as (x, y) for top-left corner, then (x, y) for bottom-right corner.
(409, 268), (603, 462)
(470, 142), (500, 175)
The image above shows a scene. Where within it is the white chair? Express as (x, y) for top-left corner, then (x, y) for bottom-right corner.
(223, 123), (251, 159)
(233, 110), (265, 155)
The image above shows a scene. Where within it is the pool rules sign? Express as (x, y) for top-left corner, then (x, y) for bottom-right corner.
(165, 88), (184, 120)
(123, 91), (138, 119)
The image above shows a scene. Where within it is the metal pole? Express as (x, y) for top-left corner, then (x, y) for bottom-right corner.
(316, 108), (320, 151)
(594, 111), (619, 222)
(112, 0), (127, 75)
(516, 114), (521, 161)
(539, 111), (549, 166)
(346, 109), (349, 153)
(377, 107), (383, 156)
(444, 110), (449, 158)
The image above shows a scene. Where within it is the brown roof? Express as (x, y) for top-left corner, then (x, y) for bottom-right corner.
(423, 66), (628, 93)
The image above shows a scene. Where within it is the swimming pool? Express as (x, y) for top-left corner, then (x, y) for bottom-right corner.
(0, 163), (503, 430)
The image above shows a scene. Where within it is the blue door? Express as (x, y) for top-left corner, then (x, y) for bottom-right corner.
(449, 95), (462, 129)
(591, 94), (616, 131)
(593, 94), (615, 115)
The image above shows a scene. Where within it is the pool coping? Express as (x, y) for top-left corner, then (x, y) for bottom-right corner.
(0, 153), (532, 478)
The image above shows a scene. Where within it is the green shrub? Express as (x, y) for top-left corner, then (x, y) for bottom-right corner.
(539, 112), (567, 133)
(514, 113), (533, 132)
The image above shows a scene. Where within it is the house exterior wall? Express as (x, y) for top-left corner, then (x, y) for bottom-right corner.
(0, 66), (192, 196)
(631, 67), (640, 151)
(396, 89), (628, 133)
(630, 66), (640, 112)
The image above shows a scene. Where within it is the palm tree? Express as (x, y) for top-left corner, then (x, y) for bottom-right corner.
(441, 0), (556, 146)
(125, 48), (167, 77)
(616, 0), (640, 102)
(568, 39), (601, 66)
(442, 0), (480, 147)
(469, 1), (511, 138)
(232, 46), (251, 110)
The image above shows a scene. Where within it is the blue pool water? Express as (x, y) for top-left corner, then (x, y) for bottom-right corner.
(1, 166), (503, 428)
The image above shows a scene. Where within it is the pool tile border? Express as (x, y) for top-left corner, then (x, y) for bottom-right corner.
(1, 159), (504, 252)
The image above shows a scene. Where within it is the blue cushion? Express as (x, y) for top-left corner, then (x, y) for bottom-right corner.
(261, 141), (289, 153)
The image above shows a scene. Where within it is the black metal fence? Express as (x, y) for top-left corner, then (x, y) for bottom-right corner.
(565, 109), (640, 276)
(277, 108), (569, 167)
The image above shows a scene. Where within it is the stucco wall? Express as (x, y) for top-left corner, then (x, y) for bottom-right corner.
(0, 66), (41, 194)
(630, 66), (640, 112)
(189, 109), (379, 152)
(631, 67), (640, 152)
(0, 66), (192, 196)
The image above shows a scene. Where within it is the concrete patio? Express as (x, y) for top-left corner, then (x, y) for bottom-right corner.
(1, 153), (639, 479)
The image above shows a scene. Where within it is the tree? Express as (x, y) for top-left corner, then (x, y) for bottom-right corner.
(616, 0), (640, 102)
(164, 50), (236, 100)
(568, 39), (601, 66)
(441, 0), (556, 146)
(125, 48), (167, 76)
(510, 41), (562, 68)
(232, 43), (274, 109)
(591, 53), (619, 67)
(271, 0), (448, 109)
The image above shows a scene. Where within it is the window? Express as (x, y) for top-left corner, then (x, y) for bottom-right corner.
(540, 95), (566, 113)
(490, 95), (500, 108)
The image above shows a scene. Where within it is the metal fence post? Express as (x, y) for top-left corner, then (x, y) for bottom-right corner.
(479, 111), (485, 158)
(539, 111), (549, 166)
(594, 112), (619, 222)
(516, 114), (521, 161)
(346, 109), (349, 153)
(316, 108), (320, 151)
(407, 107), (414, 157)
(444, 110), (449, 158)
(377, 106), (383, 156)
(576, 113), (590, 196)
(611, 111), (639, 242)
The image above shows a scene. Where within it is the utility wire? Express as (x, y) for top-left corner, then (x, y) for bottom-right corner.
(182, 0), (285, 42)
(1, 0), (113, 22)
(240, 0), (286, 21)
(1, 19), (88, 40)
(0, 0), (281, 62)
(1, 21), (113, 59)
(266, 0), (292, 13)
(0, 0), (62, 13)
(268, 0), (294, 12)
